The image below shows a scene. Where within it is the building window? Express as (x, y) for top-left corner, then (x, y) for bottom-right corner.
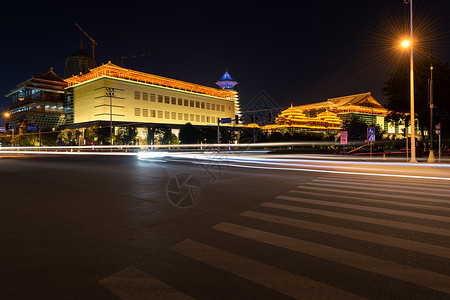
(228, 105), (231, 110)
(195, 115), (199, 122)
(212, 103), (215, 110)
(134, 91), (140, 100)
(190, 100), (194, 107)
(178, 113), (183, 120)
(206, 116), (210, 123)
(165, 111), (170, 119)
(164, 96), (170, 104)
(201, 102), (205, 109)
(221, 105), (225, 112)
(171, 112), (176, 119)
(184, 99), (189, 106)
(206, 103), (210, 110)
(150, 110), (156, 117)
(184, 113), (189, 121)
(150, 94), (156, 102)
(212, 116), (216, 123)
(201, 115), (205, 122)
(171, 97), (176, 105)
(190, 114), (194, 121)
(158, 95), (163, 103)
(143, 109), (149, 117)
(158, 110), (163, 118)
(195, 101), (200, 108)
(134, 108), (140, 116)
(142, 92), (149, 101)
(178, 98), (183, 105)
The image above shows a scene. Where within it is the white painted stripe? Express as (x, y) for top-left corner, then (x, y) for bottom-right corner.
(213, 222), (450, 295)
(241, 210), (450, 259)
(320, 174), (450, 186)
(99, 266), (194, 300)
(261, 202), (450, 237)
(294, 186), (450, 205)
(170, 239), (363, 300)
(280, 195), (450, 223)
(306, 182), (450, 199)
(312, 178), (450, 193)
(291, 190), (450, 213)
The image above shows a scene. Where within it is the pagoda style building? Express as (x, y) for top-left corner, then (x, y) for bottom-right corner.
(260, 92), (388, 134)
(5, 69), (67, 128)
(216, 70), (241, 124)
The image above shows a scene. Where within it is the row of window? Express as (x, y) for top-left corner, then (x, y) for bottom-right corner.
(133, 91), (230, 112)
(133, 108), (222, 123)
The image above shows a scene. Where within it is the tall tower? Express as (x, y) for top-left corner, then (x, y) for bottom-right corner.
(216, 70), (241, 123)
(64, 40), (96, 79)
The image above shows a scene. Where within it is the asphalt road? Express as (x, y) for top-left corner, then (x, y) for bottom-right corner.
(1, 155), (450, 299)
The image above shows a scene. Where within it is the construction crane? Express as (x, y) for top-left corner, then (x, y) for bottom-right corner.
(75, 23), (98, 63)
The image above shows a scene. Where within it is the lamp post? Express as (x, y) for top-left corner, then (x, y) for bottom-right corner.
(402, 0), (417, 163)
(105, 87), (115, 147)
(428, 50), (435, 162)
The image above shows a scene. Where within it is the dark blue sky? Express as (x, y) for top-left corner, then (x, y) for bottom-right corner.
(2, 0), (450, 125)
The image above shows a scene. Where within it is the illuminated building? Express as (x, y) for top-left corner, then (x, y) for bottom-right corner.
(65, 62), (237, 129)
(216, 70), (241, 123)
(262, 92), (389, 133)
(5, 69), (67, 128)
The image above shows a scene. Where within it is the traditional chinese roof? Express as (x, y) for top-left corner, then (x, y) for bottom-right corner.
(216, 69), (237, 90)
(65, 62), (235, 99)
(293, 92), (388, 115)
(5, 68), (67, 97)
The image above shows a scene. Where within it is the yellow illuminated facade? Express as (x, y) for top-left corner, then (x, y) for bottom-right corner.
(260, 92), (389, 133)
(65, 62), (237, 127)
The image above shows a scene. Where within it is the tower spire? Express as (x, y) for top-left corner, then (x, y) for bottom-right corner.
(216, 69), (237, 90)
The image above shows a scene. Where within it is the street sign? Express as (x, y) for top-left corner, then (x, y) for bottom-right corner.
(220, 118), (232, 124)
(340, 131), (348, 145)
(28, 126), (38, 131)
(367, 127), (375, 142)
(0, 127), (5, 133)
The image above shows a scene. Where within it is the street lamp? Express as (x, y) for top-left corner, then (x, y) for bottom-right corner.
(401, 0), (417, 163)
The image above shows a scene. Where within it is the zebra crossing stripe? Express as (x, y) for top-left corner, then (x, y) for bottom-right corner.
(262, 202), (450, 237)
(99, 266), (194, 300)
(290, 190), (450, 213)
(170, 239), (364, 300)
(240, 210), (450, 259)
(280, 195), (450, 223)
(213, 222), (450, 295)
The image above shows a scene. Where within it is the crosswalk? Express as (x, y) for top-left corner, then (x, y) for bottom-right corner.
(100, 174), (450, 299)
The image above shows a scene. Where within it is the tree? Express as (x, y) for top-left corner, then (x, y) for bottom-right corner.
(382, 57), (450, 139)
(58, 129), (80, 146)
(179, 123), (199, 144)
(114, 126), (137, 145)
(85, 125), (110, 145)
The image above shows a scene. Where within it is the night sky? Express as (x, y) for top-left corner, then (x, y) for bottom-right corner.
(2, 0), (450, 125)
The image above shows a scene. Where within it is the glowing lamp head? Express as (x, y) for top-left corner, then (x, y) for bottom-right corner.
(4, 112), (10, 118)
(401, 40), (411, 48)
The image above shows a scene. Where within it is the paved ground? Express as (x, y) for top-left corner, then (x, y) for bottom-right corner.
(1, 155), (450, 299)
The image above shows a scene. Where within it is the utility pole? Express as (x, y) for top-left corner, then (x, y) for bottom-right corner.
(428, 49), (435, 162)
(105, 87), (115, 148)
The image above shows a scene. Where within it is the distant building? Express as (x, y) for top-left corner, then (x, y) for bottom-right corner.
(63, 42), (96, 79)
(262, 92), (389, 134)
(64, 62), (238, 129)
(5, 69), (67, 128)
